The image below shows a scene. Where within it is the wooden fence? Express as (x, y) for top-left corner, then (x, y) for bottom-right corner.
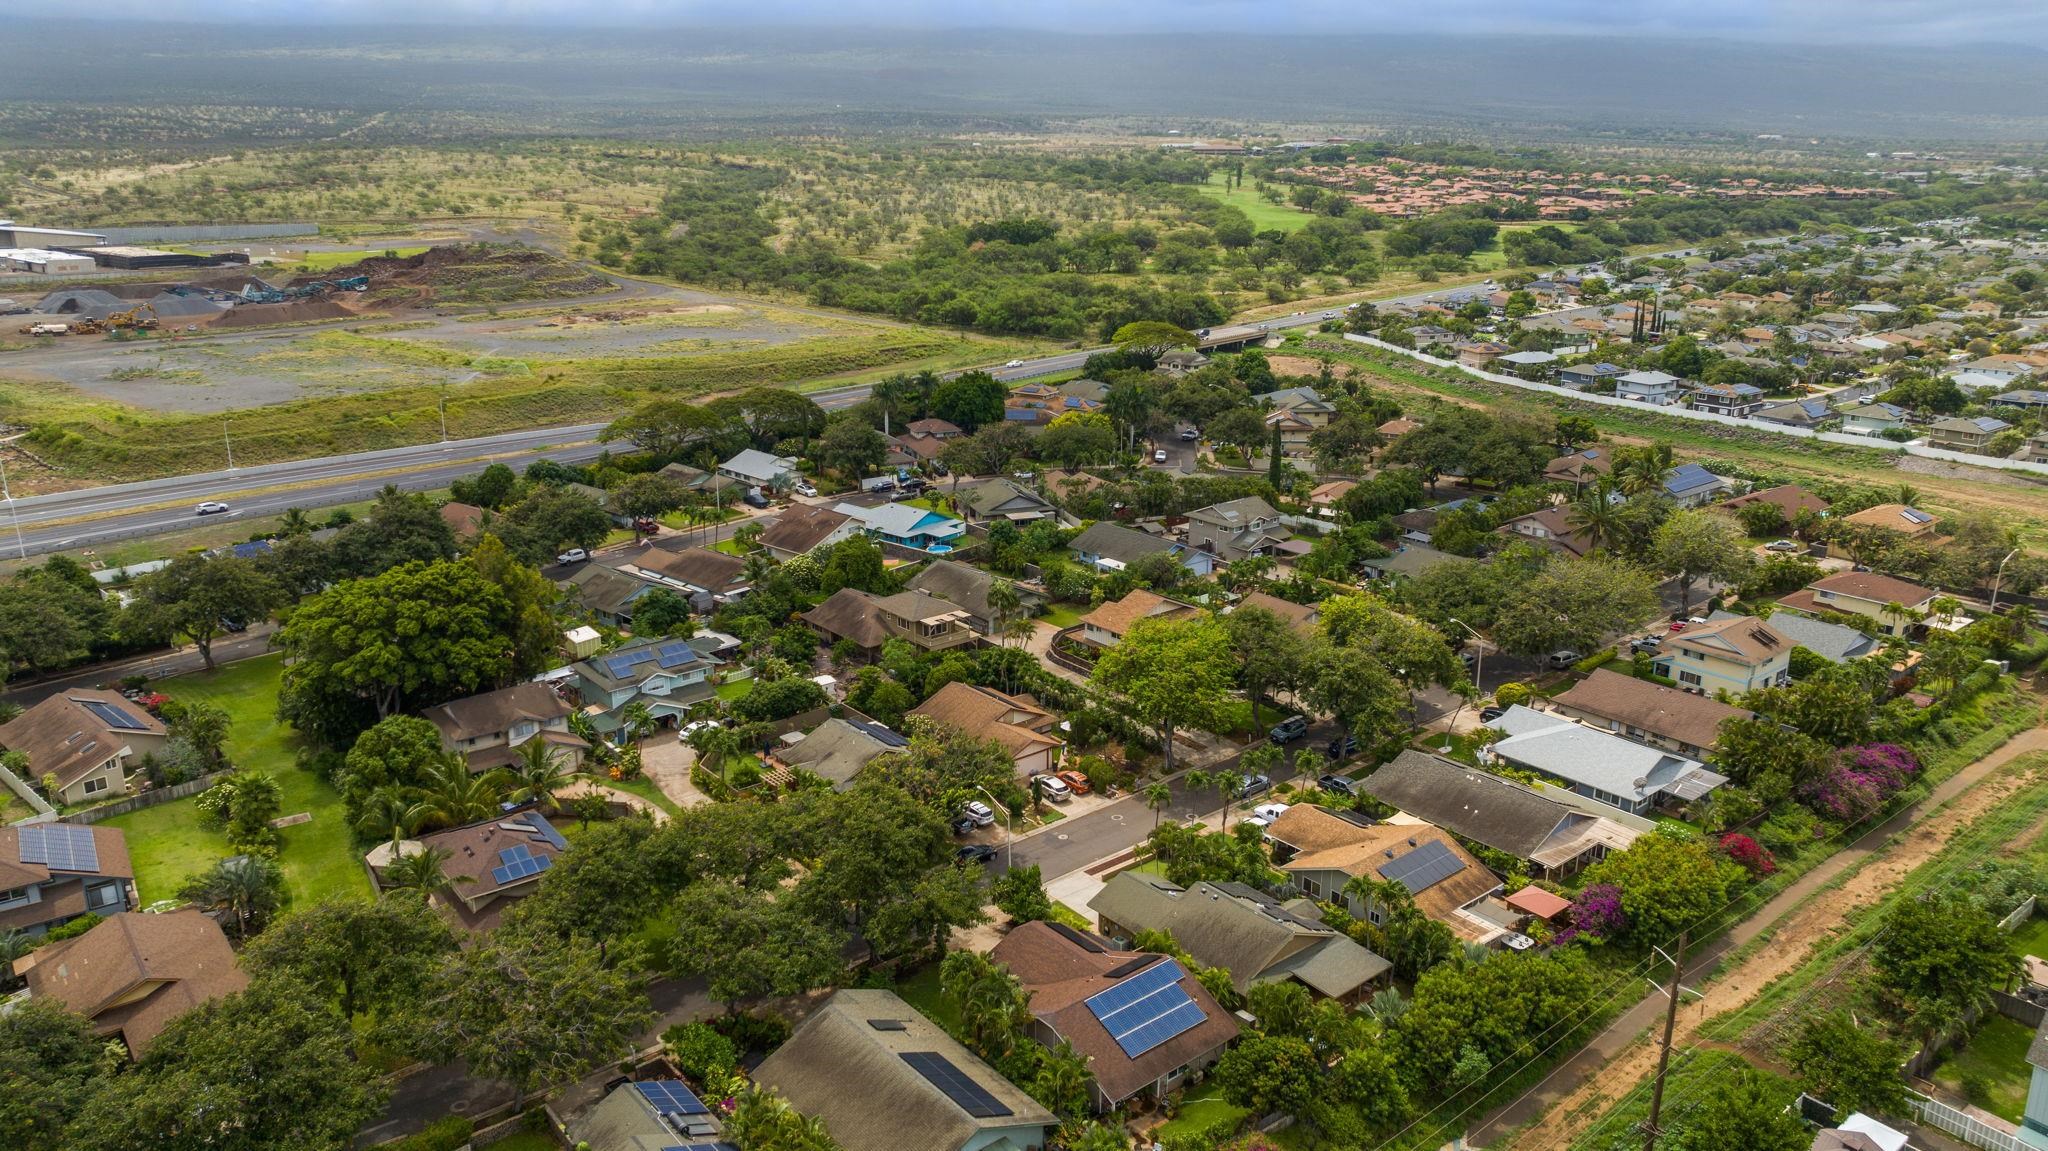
(63, 771), (231, 825)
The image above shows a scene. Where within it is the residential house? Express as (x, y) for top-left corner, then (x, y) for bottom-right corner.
(1837, 402), (1909, 436)
(717, 449), (801, 489)
(1753, 611), (1878, 664)
(1263, 406), (1320, 455)
(1182, 496), (1292, 564)
(1662, 463), (1732, 508)
(560, 565), (653, 627)
(1457, 340), (1515, 369)
(893, 417), (963, 466)
(1275, 814), (1511, 944)
(1554, 362), (1627, 390)
(570, 635), (718, 727)
(777, 717), (908, 792)
(11, 910), (245, 1056)
(2017, 1015), (2048, 1151)
(1716, 484), (1830, 526)
(758, 504), (857, 562)
(1307, 479), (1355, 517)
(803, 588), (893, 654)
(1156, 349), (1210, 375)
(1377, 416), (1423, 439)
(906, 560), (1036, 635)
(1926, 415), (2013, 452)
(1685, 382), (1765, 418)
(614, 545), (752, 605)
(1496, 506), (1592, 558)
(1488, 706), (1728, 816)
(1078, 589), (1199, 648)
(1088, 871), (1389, 1003)
(1496, 349), (1559, 376)
(1357, 751), (1640, 878)
(1777, 570), (1939, 637)
(1953, 355), (2037, 384)
(872, 590), (981, 652)
(423, 682), (587, 774)
(2019, 430), (2048, 465)
(0, 824), (135, 936)
(1653, 614), (1792, 695)
(570, 1079), (729, 1151)
(1992, 389), (2048, 412)
(1544, 447), (1613, 488)
(655, 462), (741, 498)
(1068, 521), (1215, 577)
(1232, 589), (1319, 635)
(1615, 370), (1684, 405)
(1840, 503), (1940, 537)
(908, 681), (1064, 778)
(391, 809), (570, 931)
(1814, 1114), (1912, 1151)
(1004, 384), (1103, 426)
(1550, 669), (1747, 758)
(753, 988), (1058, 1151)
(1950, 371), (2016, 395)
(834, 501), (967, 552)
(0, 690), (168, 806)
(439, 500), (488, 540)
(951, 477), (1059, 525)
(1359, 542), (1474, 582)
(1753, 398), (1835, 428)
(989, 922), (1240, 1112)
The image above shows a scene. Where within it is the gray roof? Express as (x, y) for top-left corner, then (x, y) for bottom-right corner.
(1087, 872), (1388, 996)
(1365, 543), (1473, 579)
(1358, 750), (1582, 859)
(1490, 706), (1725, 805)
(752, 989), (1054, 1151)
(954, 477), (1053, 519)
(571, 1082), (726, 1151)
(905, 560), (1000, 624)
(1069, 521), (1179, 566)
(834, 501), (964, 540)
(780, 718), (905, 790)
(562, 564), (650, 617)
(719, 449), (799, 484)
(1732, 611), (1874, 663)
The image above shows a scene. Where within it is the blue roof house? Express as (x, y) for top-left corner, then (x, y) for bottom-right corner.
(834, 502), (967, 553)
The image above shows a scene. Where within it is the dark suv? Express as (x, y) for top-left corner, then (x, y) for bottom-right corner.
(1325, 734), (1358, 760)
(1268, 716), (1309, 744)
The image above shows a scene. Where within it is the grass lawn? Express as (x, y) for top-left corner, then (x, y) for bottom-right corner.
(296, 246), (429, 272)
(712, 538), (748, 556)
(604, 773), (680, 816)
(893, 963), (962, 1033)
(1038, 603), (1086, 629)
(101, 654), (367, 906)
(1194, 172), (1315, 233)
(1155, 1083), (1251, 1141)
(714, 679), (753, 702)
(2009, 913), (2048, 960)
(1932, 1014), (2036, 1124)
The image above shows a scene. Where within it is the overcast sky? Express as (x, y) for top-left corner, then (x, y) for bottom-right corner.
(26, 0), (2048, 45)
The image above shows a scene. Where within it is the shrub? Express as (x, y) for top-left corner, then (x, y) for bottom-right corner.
(1559, 883), (1626, 945)
(1493, 682), (1532, 708)
(44, 913), (103, 943)
(1574, 649), (1617, 673)
(1756, 805), (1824, 856)
(1800, 743), (1920, 822)
(709, 1009), (790, 1056)
(380, 1116), (474, 1151)
(662, 1022), (738, 1085)
(1719, 832), (1776, 877)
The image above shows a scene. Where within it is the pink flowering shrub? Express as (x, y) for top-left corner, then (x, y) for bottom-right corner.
(1799, 743), (1921, 823)
(1558, 883), (1627, 945)
(1719, 832), (1776, 877)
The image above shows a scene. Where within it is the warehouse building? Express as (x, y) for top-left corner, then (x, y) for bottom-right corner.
(0, 220), (108, 249)
(0, 248), (97, 274)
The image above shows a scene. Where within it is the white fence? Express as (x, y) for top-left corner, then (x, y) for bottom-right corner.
(0, 759), (57, 825)
(1339, 334), (2048, 478)
(1909, 1093), (2025, 1151)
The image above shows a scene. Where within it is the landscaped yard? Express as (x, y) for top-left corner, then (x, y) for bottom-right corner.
(101, 654), (367, 906)
(715, 679), (753, 702)
(892, 962), (961, 1033)
(1038, 603), (1087, 629)
(1153, 1083), (1250, 1141)
(2009, 912), (2048, 960)
(1932, 1014), (2036, 1124)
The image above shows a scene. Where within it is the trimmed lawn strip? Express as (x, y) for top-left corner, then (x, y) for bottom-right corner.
(1931, 1013), (2034, 1123)
(101, 654), (367, 906)
(604, 774), (680, 816)
(1038, 603), (1086, 629)
(1155, 1083), (1252, 1140)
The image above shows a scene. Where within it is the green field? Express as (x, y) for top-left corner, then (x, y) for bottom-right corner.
(101, 655), (366, 907)
(1195, 171), (1317, 232)
(296, 246), (429, 271)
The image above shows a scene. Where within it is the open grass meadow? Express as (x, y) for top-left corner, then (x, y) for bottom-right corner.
(100, 654), (367, 907)
(1194, 171), (1317, 232)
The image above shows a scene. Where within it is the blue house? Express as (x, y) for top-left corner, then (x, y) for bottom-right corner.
(1662, 463), (1731, 508)
(569, 636), (720, 732)
(833, 501), (966, 552)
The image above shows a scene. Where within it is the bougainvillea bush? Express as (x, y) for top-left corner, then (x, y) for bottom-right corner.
(1558, 883), (1627, 945)
(1799, 743), (1920, 823)
(1719, 832), (1777, 877)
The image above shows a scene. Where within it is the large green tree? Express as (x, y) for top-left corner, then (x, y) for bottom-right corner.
(1213, 1033), (1323, 1117)
(1872, 890), (2019, 1040)
(1651, 509), (1751, 618)
(1669, 1066), (1809, 1151)
(1491, 557), (1660, 657)
(1582, 832), (1746, 948)
(1091, 615), (1236, 773)
(668, 880), (846, 1009)
(1782, 1011), (1910, 1119)
(127, 554), (285, 670)
(0, 997), (112, 1151)
(239, 897), (455, 1055)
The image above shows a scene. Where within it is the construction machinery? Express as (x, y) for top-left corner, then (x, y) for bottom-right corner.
(103, 302), (158, 331)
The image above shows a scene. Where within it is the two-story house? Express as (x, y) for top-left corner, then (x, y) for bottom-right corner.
(423, 682), (588, 774)
(1615, 370), (1683, 405)
(1684, 382), (1765, 418)
(0, 691), (169, 807)
(1543, 447), (1613, 490)
(1182, 496), (1292, 564)
(803, 588), (980, 656)
(1926, 415), (2013, 453)
(905, 560), (1037, 634)
(1078, 589), (1199, 649)
(1554, 362), (1627, 391)
(908, 681), (1064, 779)
(1068, 521), (1215, 577)
(1837, 402), (1910, 436)
(1652, 614), (1792, 695)
(0, 823), (136, 936)
(570, 636), (720, 728)
(1778, 570), (1938, 637)
(1495, 506), (1593, 558)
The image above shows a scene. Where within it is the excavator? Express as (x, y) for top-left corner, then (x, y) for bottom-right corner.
(103, 302), (158, 332)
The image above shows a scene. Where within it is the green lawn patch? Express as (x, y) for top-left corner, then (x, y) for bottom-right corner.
(1051, 902), (1092, 931)
(1194, 172), (1315, 233)
(2009, 913), (2048, 960)
(1567, 1048), (1791, 1150)
(474, 1132), (560, 1151)
(714, 679), (753, 702)
(102, 654), (366, 907)
(1155, 1083), (1251, 1140)
(712, 538), (748, 556)
(296, 246), (429, 272)
(892, 963), (961, 1033)
(1931, 1014), (2035, 1124)
(1038, 603), (1086, 629)
(603, 774), (680, 816)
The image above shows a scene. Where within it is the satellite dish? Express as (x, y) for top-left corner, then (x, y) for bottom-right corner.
(1633, 777), (1649, 790)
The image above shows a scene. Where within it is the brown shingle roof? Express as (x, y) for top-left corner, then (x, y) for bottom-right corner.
(0, 690), (166, 791)
(422, 682), (574, 744)
(1551, 669), (1745, 750)
(629, 546), (749, 595)
(990, 921), (1240, 1104)
(439, 501), (487, 538)
(758, 504), (852, 556)
(1716, 483), (1829, 519)
(1671, 614), (1792, 666)
(906, 682), (1062, 759)
(411, 811), (569, 901)
(803, 588), (888, 649)
(1805, 570), (1937, 607)
(1234, 590), (1317, 634)
(19, 911), (246, 1055)
(1079, 589), (1197, 638)
(1841, 503), (1938, 535)
(1264, 804), (1374, 856)
(1282, 820), (1502, 931)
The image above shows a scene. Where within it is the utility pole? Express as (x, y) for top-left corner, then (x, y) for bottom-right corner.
(1643, 931), (1689, 1151)
(0, 453), (26, 560)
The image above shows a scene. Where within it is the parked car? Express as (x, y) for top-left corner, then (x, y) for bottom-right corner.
(1317, 773), (1355, 796)
(1251, 802), (1291, 822)
(1458, 651), (1477, 672)
(1765, 539), (1799, 552)
(679, 719), (722, 739)
(556, 548), (589, 565)
(950, 815), (977, 836)
(1268, 715), (1310, 744)
(794, 481), (818, 498)
(1004, 359), (1025, 368)
(1056, 770), (1093, 795)
(1631, 636), (1663, 655)
(955, 843), (999, 865)
(1031, 775), (1073, 803)
(1478, 705), (1506, 723)
(743, 488), (770, 509)
(1667, 620), (1688, 633)
(1153, 449), (1168, 463)
(1321, 310), (1336, 319)
(1687, 616), (1708, 626)
(960, 801), (996, 829)
(1235, 774), (1272, 799)
(1545, 649), (1581, 670)
(195, 501), (230, 516)
(1325, 734), (1359, 759)
(1179, 427), (1199, 441)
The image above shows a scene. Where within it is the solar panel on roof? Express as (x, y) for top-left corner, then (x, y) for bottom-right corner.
(489, 843), (553, 885)
(78, 699), (149, 731)
(632, 1080), (710, 1117)
(1084, 958), (1206, 1057)
(899, 1052), (1014, 1118)
(655, 640), (699, 668)
(529, 814), (569, 851)
(18, 824), (100, 872)
(1902, 508), (1933, 524)
(1377, 839), (1466, 894)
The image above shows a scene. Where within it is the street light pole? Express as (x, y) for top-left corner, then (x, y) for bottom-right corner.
(975, 784), (1013, 872)
(1448, 617), (1485, 699)
(0, 453), (25, 560)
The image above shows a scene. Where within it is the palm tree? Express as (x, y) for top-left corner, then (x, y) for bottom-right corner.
(506, 739), (574, 812)
(1001, 614), (1036, 652)
(382, 844), (468, 900)
(179, 854), (286, 940)
(687, 723), (748, 785)
(1565, 488), (1623, 554)
(415, 758), (506, 830)
(986, 579), (1024, 645)
(1928, 595), (1962, 630)
(355, 786), (428, 847)
(620, 702), (658, 745)
(1144, 783), (1173, 830)
(279, 507), (314, 536)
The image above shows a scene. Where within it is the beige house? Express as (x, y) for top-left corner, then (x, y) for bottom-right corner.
(1839, 503), (1940, 538)
(907, 681), (1064, 779)
(14, 911), (246, 1056)
(1778, 571), (1939, 637)
(0, 691), (168, 806)
(1652, 615), (1793, 696)
(1272, 807), (1510, 944)
(422, 682), (587, 774)
(1550, 668), (1747, 758)
(1078, 589), (1198, 648)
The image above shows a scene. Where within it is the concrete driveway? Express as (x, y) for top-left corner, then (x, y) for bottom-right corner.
(638, 735), (710, 809)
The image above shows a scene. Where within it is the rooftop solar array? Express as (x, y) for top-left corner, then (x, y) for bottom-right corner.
(1377, 839), (1466, 895)
(1084, 957), (1206, 1058)
(899, 1051), (1013, 1118)
(849, 720), (910, 749)
(601, 640), (704, 681)
(77, 698), (150, 731)
(18, 824), (100, 872)
(1902, 508), (1934, 524)
(634, 1080), (710, 1117)
(601, 649), (657, 680)
(490, 843), (553, 885)
(528, 813), (569, 851)
(655, 640), (700, 668)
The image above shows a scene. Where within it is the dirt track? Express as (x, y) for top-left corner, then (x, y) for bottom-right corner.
(1498, 723), (2048, 1150)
